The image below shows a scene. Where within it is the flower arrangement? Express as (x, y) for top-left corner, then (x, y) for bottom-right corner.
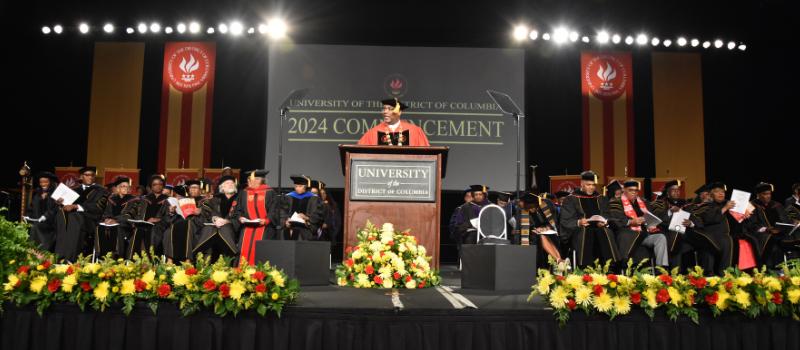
(530, 259), (800, 325)
(336, 221), (441, 289)
(2, 253), (299, 317)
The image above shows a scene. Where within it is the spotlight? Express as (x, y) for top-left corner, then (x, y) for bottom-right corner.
(690, 39), (699, 47)
(229, 21), (244, 36)
(42, 26), (51, 34)
(513, 25), (528, 41)
(702, 41), (711, 49)
(727, 41), (736, 50)
(177, 23), (187, 33)
(663, 39), (672, 47)
(713, 39), (723, 48)
(552, 27), (569, 44)
(150, 22), (161, 33)
(78, 22), (90, 34)
(651, 37), (660, 46)
(569, 31), (579, 42)
(165, 27), (173, 34)
(218, 23), (228, 34)
(53, 24), (63, 34)
(611, 34), (621, 44)
(625, 35), (634, 45)
(529, 30), (538, 40)
(126, 27), (134, 34)
(542, 33), (551, 41)
(596, 30), (610, 44)
(677, 37), (687, 46)
(103, 23), (114, 33)
(248, 27), (255, 34)
(581, 36), (590, 43)
(636, 34), (648, 45)
(258, 23), (268, 34)
(137, 22), (147, 34)
(265, 18), (288, 39)
(189, 21), (201, 33)
(207, 27), (215, 34)
(738, 44), (747, 51)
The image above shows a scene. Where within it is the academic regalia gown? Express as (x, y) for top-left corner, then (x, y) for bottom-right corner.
(280, 192), (324, 241)
(692, 201), (753, 273)
(558, 190), (621, 267)
(54, 184), (108, 262)
(608, 197), (660, 262)
(236, 185), (280, 265)
(651, 197), (711, 271)
(120, 193), (169, 259)
(751, 199), (791, 267)
(161, 196), (204, 262)
(27, 187), (58, 251)
(357, 120), (430, 146)
(95, 194), (135, 258)
(454, 199), (490, 244)
(317, 200), (342, 242)
(193, 193), (240, 260)
(784, 196), (800, 223)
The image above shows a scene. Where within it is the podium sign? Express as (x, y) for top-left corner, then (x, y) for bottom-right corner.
(350, 159), (437, 202)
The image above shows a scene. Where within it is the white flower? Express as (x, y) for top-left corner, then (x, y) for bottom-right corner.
(382, 278), (394, 288)
(405, 279), (417, 289)
(380, 232), (394, 244)
(382, 223), (395, 234)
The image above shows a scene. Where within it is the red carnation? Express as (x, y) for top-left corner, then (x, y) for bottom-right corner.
(630, 292), (642, 304)
(349, 274), (355, 281)
(556, 275), (565, 281)
(593, 284), (604, 296)
(657, 289), (670, 304)
(203, 279), (217, 292)
(380, 252), (385, 257)
(157, 283), (172, 298)
(185, 268), (198, 276)
(387, 240), (395, 246)
(405, 275), (412, 282)
(582, 274), (593, 283)
(41, 260), (52, 269)
(705, 292), (719, 305)
(772, 292), (783, 305)
(345, 259), (354, 267)
(255, 283), (267, 294)
(365, 265), (375, 275)
(219, 283), (230, 298)
(607, 274), (618, 283)
(658, 274), (673, 286)
(689, 276), (707, 289)
(345, 247), (353, 254)
(252, 271), (266, 281)
(724, 281), (733, 291)
(17, 265), (30, 275)
(65, 266), (74, 275)
(134, 279), (147, 292)
(393, 272), (401, 280)
(368, 235), (376, 241)
(80, 281), (92, 292)
(418, 281), (426, 288)
(567, 298), (577, 310)
(47, 279), (62, 293)
(374, 275), (383, 285)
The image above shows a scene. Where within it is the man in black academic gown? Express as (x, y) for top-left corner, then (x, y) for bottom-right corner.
(559, 171), (621, 268)
(309, 179), (340, 242)
(604, 180), (623, 201)
(26, 172), (59, 251)
(121, 174), (169, 259)
(785, 183), (800, 223)
(162, 182), (203, 263)
(517, 192), (566, 270)
(608, 180), (669, 268)
(193, 177), (241, 262)
(280, 175), (324, 241)
(454, 185), (492, 245)
(691, 182), (746, 274)
(750, 182), (792, 268)
(650, 180), (696, 270)
(96, 177), (135, 258)
(54, 166), (108, 261)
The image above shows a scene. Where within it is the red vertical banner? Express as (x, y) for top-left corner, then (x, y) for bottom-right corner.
(102, 168), (141, 187)
(650, 177), (687, 200)
(549, 175), (583, 194)
(54, 167), (82, 189)
(581, 51), (634, 181)
(158, 42), (216, 173)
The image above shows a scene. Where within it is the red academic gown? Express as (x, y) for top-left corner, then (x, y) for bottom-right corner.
(357, 120), (430, 146)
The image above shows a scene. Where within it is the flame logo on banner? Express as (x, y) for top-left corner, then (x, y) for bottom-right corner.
(179, 54), (200, 74)
(596, 62), (617, 90)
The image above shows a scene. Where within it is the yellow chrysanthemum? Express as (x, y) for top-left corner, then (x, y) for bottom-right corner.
(536, 274), (555, 295)
(593, 293), (613, 312)
(791, 276), (800, 286)
(668, 287), (683, 306)
(82, 263), (101, 274)
(51, 264), (70, 274)
(787, 288), (800, 304)
(716, 289), (731, 310)
(565, 275), (584, 289)
(734, 289), (751, 308)
(707, 276), (720, 287)
(575, 285), (593, 306)
(29, 276), (48, 293)
(270, 270), (285, 287)
(762, 277), (782, 292)
(62, 274), (76, 292)
(211, 270), (229, 283)
(614, 296), (631, 315)
(172, 269), (189, 286)
(644, 289), (658, 308)
(93, 281), (110, 301)
(120, 279), (136, 295)
(3, 274), (19, 291)
(590, 273), (609, 286)
(229, 281), (246, 300)
(271, 292), (280, 300)
(549, 286), (569, 309)
(141, 270), (155, 285)
(736, 275), (752, 287)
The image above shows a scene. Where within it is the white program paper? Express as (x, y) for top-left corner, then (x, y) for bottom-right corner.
(52, 183), (79, 205)
(730, 189), (751, 214)
(668, 210), (692, 233)
(167, 197), (183, 218)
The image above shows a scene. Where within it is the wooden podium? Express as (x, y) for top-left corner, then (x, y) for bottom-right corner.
(339, 145), (448, 268)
